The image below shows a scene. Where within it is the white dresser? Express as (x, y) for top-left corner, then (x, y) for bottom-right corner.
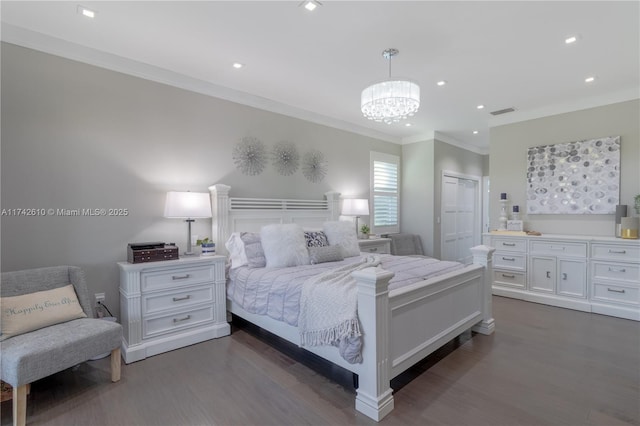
(486, 233), (639, 321)
(118, 256), (230, 363)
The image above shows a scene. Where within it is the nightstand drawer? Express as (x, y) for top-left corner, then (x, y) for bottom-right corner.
(591, 243), (640, 262)
(492, 238), (527, 253)
(494, 253), (526, 270)
(592, 261), (640, 285)
(592, 283), (639, 306)
(493, 270), (526, 289)
(142, 265), (214, 292)
(358, 238), (391, 254)
(530, 241), (587, 257)
(143, 305), (215, 338)
(361, 244), (386, 253)
(142, 284), (214, 315)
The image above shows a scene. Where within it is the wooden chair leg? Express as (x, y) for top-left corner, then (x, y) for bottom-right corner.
(13, 384), (27, 426)
(110, 348), (121, 382)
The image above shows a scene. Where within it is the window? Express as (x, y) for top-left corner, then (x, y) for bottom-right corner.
(370, 152), (400, 235)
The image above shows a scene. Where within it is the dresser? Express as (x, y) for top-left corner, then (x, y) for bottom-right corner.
(358, 238), (391, 254)
(486, 233), (639, 321)
(118, 256), (230, 363)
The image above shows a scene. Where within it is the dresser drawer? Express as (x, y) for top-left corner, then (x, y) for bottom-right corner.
(592, 261), (640, 285)
(592, 283), (639, 306)
(142, 284), (214, 315)
(492, 238), (527, 253)
(141, 265), (215, 292)
(494, 253), (526, 271)
(493, 270), (526, 289)
(143, 305), (215, 338)
(529, 241), (587, 257)
(591, 243), (640, 262)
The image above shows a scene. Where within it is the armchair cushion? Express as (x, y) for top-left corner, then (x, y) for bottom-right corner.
(1, 284), (87, 341)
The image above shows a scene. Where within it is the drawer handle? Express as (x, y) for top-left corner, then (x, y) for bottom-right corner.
(608, 267), (626, 273)
(546, 271), (551, 279)
(608, 249), (626, 254)
(173, 315), (192, 323)
(172, 295), (191, 302)
(550, 247), (565, 251)
(369, 247), (378, 252)
(502, 257), (516, 261)
(502, 243), (516, 247)
(501, 273), (515, 279)
(172, 274), (191, 280)
(562, 273), (567, 280)
(607, 288), (626, 294)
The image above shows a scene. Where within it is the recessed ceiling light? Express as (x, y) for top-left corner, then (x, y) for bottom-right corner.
(405, 123), (412, 127)
(301, 1), (321, 11)
(437, 80), (447, 86)
(473, 130), (479, 134)
(232, 62), (244, 69)
(477, 104), (485, 110)
(77, 5), (96, 18)
(565, 36), (578, 44)
(585, 76), (596, 83)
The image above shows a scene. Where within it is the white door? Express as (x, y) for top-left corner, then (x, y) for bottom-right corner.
(441, 174), (480, 264)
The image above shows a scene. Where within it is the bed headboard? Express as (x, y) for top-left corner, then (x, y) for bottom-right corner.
(209, 184), (341, 255)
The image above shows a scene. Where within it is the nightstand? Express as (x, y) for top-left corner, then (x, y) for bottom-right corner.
(358, 238), (391, 254)
(118, 256), (230, 363)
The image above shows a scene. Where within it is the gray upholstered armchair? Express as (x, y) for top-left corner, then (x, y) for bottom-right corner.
(386, 233), (426, 256)
(0, 266), (122, 426)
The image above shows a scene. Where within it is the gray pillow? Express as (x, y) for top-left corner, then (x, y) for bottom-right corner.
(308, 245), (344, 265)
(240, 232), (266, 268)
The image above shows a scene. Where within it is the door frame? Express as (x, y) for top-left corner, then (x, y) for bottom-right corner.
(440, 170), (483, 262)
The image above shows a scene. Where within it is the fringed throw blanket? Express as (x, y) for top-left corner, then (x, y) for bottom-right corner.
(298, 256), (381, 351)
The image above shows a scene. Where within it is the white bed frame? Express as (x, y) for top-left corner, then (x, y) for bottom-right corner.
(209, 184), (496, 421)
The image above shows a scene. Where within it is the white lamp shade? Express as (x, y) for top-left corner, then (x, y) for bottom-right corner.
(342, 198), (370, 216)
(164, 192), (212, 219)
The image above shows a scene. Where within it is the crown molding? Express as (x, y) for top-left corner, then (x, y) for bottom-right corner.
(1, 23), (402, 145)
(434, 132), (489, 155)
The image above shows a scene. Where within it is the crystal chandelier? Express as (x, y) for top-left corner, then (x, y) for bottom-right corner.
(361, 48), (420, 124)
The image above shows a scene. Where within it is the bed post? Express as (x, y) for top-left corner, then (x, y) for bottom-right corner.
(325, 191), (340, 220)
(352, 267), (395, 421)
(469, 245), (496, 335)
(209, 184), (231, 255)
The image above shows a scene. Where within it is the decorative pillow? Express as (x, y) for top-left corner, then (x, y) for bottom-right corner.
(240, 232), (266, 268)
(304, 231), (329, 248)
(323, 220), (360, 258)
(225, 232), (248, 269)
(260, 224), (309, 268)
(0, 284), (87, 341)
(309, 245), (345, 265)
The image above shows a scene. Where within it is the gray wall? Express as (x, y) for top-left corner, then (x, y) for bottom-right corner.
(489, 99), (640, 235)
(400, 139), (487, 258)
(1, 43), (400, 318)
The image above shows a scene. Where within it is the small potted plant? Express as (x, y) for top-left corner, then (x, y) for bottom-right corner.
(197, 237), (215, 256)
(635, 194), (640, 214)
(360, 224), (370, 239)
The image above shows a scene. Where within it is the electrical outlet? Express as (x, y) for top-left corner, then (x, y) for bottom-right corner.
(95, 293), (105, 304)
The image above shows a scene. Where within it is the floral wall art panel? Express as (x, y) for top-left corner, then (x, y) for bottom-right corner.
(526, 136), (620, 214)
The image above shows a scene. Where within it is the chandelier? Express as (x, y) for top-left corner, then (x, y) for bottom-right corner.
(361, 48), (420, 124)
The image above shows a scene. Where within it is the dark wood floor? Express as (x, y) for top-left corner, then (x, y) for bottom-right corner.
(2, 296), (638, 426)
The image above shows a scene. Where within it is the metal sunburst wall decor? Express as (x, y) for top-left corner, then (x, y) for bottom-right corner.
(272, 141), (300, 176)
(232, 136), (267, 176)
(302, 149), (328, 183)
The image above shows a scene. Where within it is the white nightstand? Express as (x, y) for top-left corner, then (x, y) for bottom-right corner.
(358, 238), (391, 254)
(118, 256), (230, 363)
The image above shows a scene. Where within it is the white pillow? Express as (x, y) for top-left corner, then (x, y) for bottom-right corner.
(260, 224), (309, 268)
(323, 221), (360, 257)
(225, 232), (248, 269)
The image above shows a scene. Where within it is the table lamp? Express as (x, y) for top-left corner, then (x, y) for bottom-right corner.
(164, 191), (212, 255)
(342, 198), (370, 237)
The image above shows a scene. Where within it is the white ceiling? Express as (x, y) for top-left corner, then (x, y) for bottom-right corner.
(2, 1), (639, 153)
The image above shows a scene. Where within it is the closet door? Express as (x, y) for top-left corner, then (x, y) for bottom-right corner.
(441, 175), (479, 264)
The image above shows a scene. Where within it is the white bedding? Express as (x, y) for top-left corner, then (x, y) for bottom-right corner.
(227, 254), (465, 363)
